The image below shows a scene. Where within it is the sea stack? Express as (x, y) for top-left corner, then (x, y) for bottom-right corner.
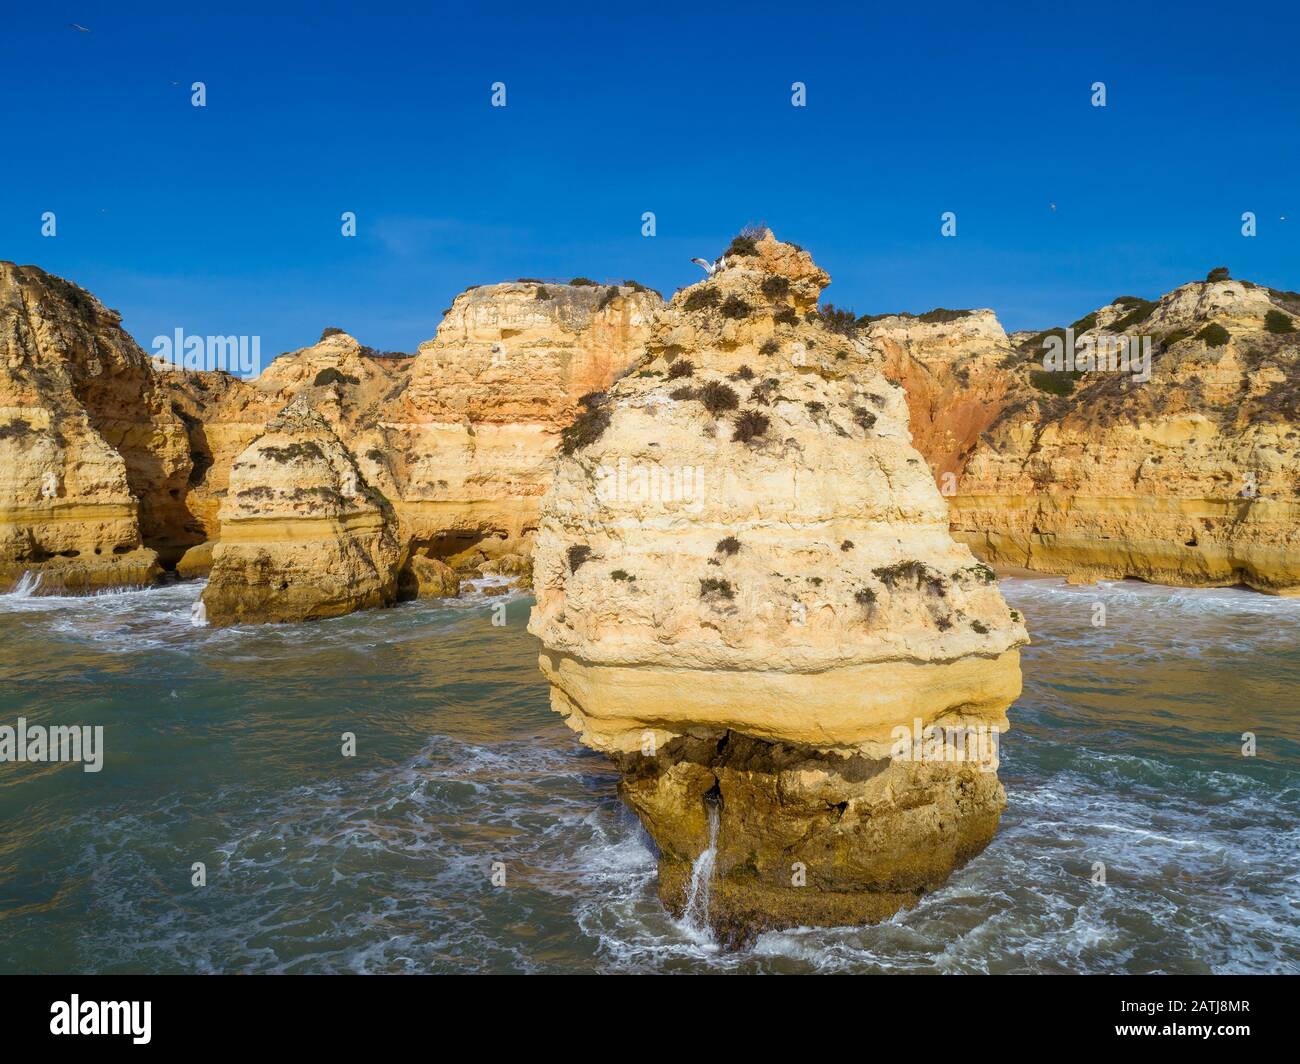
(201, 396), (401, 625)
(528, 231), (1028, 944)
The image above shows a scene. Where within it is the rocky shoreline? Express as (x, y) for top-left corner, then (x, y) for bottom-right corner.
(3, 231), (1297, 941)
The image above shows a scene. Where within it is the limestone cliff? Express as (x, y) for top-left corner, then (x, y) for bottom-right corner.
(868, 309), (1019, 481)
(387, 281), (662, 573)
(164, 330), (411, 576)
(527, 232), (1027, 943)
(949, 279), (1300, 593)
(182, 282), (659, 622)
(201, 397), (402, 625)
(0, 262), (195, 591)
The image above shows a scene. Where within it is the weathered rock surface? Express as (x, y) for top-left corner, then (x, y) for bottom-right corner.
(181, 282), (659, 622)
(201, 397), (402, 625)
(868, 309), (1018, 481)
(528, 232), (1027, 943)
(0, 262), (196, 591)
(933, 280), (1300, 593)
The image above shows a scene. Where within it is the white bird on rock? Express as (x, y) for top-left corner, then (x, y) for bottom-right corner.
(690, 255), (727, 277)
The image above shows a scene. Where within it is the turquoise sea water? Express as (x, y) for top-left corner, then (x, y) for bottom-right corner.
(0, 574), (1297, 973)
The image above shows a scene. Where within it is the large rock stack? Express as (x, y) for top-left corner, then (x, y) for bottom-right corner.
(528, 231), (1027, 944)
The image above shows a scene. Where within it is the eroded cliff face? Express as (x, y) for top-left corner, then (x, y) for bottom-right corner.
(177, 282), (659, 622)
(200, 397), (402, 625)
(949, 280), (1300, 593)
(380, 281), (663, 575)
(527, 232), (1027, 944)
(869, 309), (1019, 481)
(0, 262), (195, 591)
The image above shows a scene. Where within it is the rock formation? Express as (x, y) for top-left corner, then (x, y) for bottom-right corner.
(939, 279), (1300, 594)
(177, 281), (659, 622)
(0, 262), (196, 591)
(867, 309), (1018, 481)
(527, 232), (1027, 944)
(201, 396), (401, 625)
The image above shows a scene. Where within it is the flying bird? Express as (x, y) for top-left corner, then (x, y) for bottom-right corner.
(690, 255), (728, 277)
(70, 23), (91, 32)
(1050, 203), (1057, 212)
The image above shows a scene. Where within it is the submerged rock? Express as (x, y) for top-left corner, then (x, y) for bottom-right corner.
(528, 231), (1027, 943)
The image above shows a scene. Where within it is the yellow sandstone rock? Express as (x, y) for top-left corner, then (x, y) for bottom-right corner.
(0, 262), (196, 591)
(945, 279), (1300, 594)
(201, 397), (401, 625)
(528, 231), (1028, 943)
(176, 283), (659, 622)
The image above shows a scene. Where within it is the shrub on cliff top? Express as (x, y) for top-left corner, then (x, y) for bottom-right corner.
(773, 305), (798, 326)
(534, 286), (549, 300)
(715, 536), (741, 555)
(1196, 322), (1231, 347)
(1206, 266), (1231, 282)
(666, 359), (695, 380)
(567, 545), (593, 573)
(669, 386), (697, 401)
(732, 409), (770, 443)
(560, 392), (612, 455)
(1110, 300), (1157, 331)
(817, 303), (861, 336)
(684, 286), (720, 313)
(730, 364), (755, 380)
(1265, 309), (1296, 334)
(724, 226), (765, 258)
(697, 380), (740, 416)
(598, 286), (621, 310)
(320, 327), (346, 340)
(569, 277), (598, 287)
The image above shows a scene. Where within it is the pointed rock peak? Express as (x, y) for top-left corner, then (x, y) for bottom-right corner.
(682, 228), (829, 315)
(317, 327), (361, 348)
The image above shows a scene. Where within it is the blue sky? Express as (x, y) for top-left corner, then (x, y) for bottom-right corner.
(3, 1), (1297, 363)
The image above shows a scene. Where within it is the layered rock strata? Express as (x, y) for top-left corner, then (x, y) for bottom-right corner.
(177, 282), (660, 621)
(943, 280), (1300, 593)
(201, 397), (401, 625)
(528, 232), (1027, 943)
(0, 262), (196, 591)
